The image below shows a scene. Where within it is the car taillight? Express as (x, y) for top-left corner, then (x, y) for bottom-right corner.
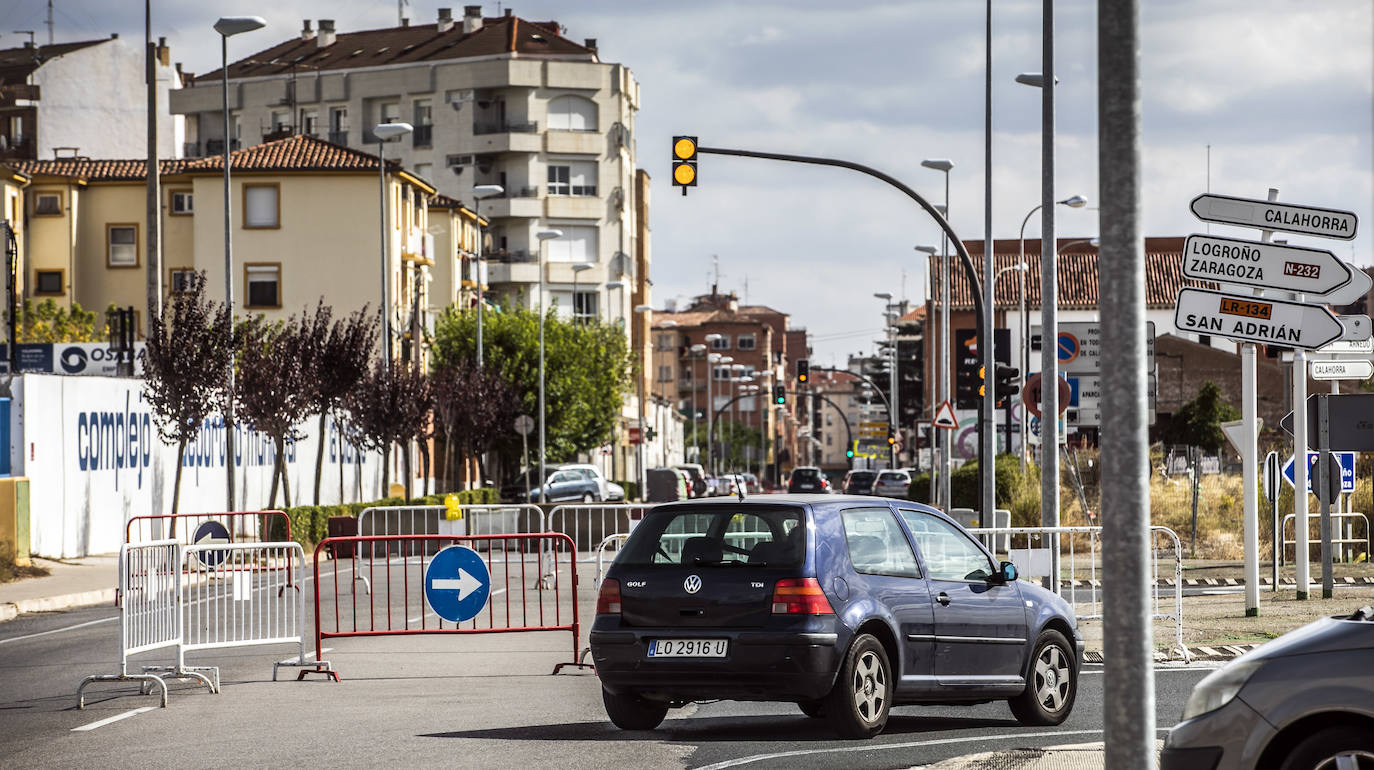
(771, 578), (834, 615)
(596, 578), (621, 614)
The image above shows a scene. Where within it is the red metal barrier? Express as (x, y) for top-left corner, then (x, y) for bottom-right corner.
(299, 533), (589, 681)
(126, 511), (291, 545)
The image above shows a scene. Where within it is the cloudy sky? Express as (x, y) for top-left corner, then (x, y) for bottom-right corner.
(13, 0), (1371, 366)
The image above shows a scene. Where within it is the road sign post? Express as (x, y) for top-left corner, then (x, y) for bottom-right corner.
(1264, 451), (1280, 592)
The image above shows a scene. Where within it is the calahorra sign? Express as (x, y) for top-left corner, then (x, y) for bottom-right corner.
(1181, 234), (1353, 295)
(1191, 193), (1358, 241)
(1174, 287), (1345, 350)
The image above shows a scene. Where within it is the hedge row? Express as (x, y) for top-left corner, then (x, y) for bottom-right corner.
(271, 488), (500, 548)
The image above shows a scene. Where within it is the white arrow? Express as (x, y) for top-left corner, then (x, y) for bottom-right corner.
(433, 569), (482, 601)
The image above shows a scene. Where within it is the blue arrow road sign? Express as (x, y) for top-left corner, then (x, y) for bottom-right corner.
(424, 545), (491, 623)
(1282, 452), (1356, 493)
(193, 520), (232, 567)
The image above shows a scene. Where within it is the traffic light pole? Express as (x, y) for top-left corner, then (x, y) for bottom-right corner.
(713, 389), (851, 465)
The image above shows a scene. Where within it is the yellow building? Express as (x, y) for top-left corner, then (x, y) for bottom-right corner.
(3, 135), (477, 365)
(1, 166), (26, 283)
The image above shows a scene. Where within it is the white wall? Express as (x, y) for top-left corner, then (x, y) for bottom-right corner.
(13, 374), (385, 558)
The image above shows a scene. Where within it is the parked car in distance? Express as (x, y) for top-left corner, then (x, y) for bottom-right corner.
(503, 468), (600, 503)
(646, 467), (690, 503)
(872, 470), (912, 498)
(673, 464), (709, 498)
(1162, 605), (1374, 770)
(842, 470), (878, 495)
(558, 463), (616, 500)
(788, 466), (830, 493)
(590, 495), (1082, 738)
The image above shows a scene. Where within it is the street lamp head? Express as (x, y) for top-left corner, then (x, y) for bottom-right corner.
(1015, 72), (1059, 88)
(914, 245), (938, 255)
(606, 280), (625, 289)
(1090, 237), (1101, 247)
(1060, 194), (1089, 208)
(573, 263), (593, 273)
(720, 356), (734, 364)
(536, 230), (563, 241)
(704, 333), (723, 342)
(921, 159), (954, 172)
(690, 344), (706, 353)
(709, 353), (721, 362)
(473, 184), (505, 199)
(214, 16), (267, 36)
(633, 304), (653, 313)
(660, 320), (678, 327)
(373, 122), (414, 140)
(873, 292), (893, 301)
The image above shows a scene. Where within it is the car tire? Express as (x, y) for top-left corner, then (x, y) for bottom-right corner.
(1278, 726), (1374, 770)
(824, 633), (891, 739)
(798, 700), (826, 719)
(582, 492), (594, 503)
(1008, 629), (1077, 726)
(601, 687), (668, 731)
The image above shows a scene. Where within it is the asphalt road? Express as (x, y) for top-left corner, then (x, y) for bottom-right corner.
(0, 576), (1213, 770)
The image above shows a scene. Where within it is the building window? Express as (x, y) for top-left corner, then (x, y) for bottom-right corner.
(34, 269), (63, 295)
(546, 161), (597, 196)
(270, 111), (289, 132)
(413, 99), (432, 126)
(243, 184), (280, 228)
(33, 192), (61, 216)
(573, 291), (598, 322)
(737, 333), (756, 350)
(329, 106), (349, 142)
(711, 335), (730, 350)
(547, 95), (597, 131)
(301, 109), (319, 136)
(169, 190), (193, 215)
(106, 224), (139, 268)
(169, 268), (195, 294)
(380, 102), (400, 125)
(8, 115), (24, 142)
(244, 263), (281, 308)
(714, 366), (732, 381)
(414, 163), (432, 179)
(657, 365), (672, 382)
(545, 225), (598, 263)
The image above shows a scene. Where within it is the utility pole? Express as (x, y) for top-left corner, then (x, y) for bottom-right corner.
(145, 0), (163, 326)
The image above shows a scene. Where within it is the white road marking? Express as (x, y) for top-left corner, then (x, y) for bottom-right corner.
(1079, 663), (1222, 675)
(71, 706), (157, 732)
(280, 647), (333, 664)
(0, 616), (117, 645)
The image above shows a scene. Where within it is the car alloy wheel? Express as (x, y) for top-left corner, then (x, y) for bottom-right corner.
(1280, 726), (1374, 770)
(824, 633), (890, 738)
(1008, 629), (1076, 726)
(850, 649), (887, 723)
(1033, 642), (1072, 713)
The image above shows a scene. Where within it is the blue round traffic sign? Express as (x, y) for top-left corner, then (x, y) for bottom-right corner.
(1057, 333), (1080, 364)
(424, 545), (491, 623)
(193, 521), (231, 567)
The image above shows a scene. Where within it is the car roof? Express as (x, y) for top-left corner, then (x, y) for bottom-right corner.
(652, 493), (921, 507)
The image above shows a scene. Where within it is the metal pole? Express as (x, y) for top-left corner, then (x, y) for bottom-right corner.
(538, 242), (546, 494)
(475, 198), (484, 368)
(1241, 342), (1260, 615)
(379, 140), (390, 367)
(1294, 346), (1310, 599)
(1018, 206), (1041, 473)
(145, 1), (162, 325)
(981, 0), (995, 521)
(1038, 32), (1060, 585)
(1318, 396), (1333, 598)
(888, 318), (897, 468)
(1268, 451), (1280, 591)
(939, 176), (951, 510)
(707, 357), (715, 474)
(1098, 0), (1155, 765)
(221, 34), (236, 511)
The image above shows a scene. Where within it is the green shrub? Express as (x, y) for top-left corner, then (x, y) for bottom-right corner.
(612, 480), (639, 502)
(906, 454), (1041, 525)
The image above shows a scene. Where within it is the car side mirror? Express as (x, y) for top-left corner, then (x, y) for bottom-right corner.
(997, 561), (1017, 584)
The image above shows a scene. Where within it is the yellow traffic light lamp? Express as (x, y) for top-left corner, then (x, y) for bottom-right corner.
(672, 136), (697, 194)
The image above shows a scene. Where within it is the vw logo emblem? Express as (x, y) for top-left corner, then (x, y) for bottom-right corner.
(683, 575), (702, 594)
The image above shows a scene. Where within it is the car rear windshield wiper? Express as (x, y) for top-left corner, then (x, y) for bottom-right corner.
(691, 558), (769, 567)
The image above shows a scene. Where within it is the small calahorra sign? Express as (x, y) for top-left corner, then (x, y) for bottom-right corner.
(1181, 234), (1352, 295)
(1174, 287), (1345, 350)
(1190, 193), (1358, 241)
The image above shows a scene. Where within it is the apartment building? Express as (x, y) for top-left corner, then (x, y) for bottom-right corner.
(0, 36), (183, 162)
(168, 6), (640, 329)
(4, 134), (474, 361)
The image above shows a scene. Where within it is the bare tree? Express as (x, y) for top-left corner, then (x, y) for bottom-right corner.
(142, 272), (231, 515)
(304, 306), (376, 504)
(236, 314), (314, 508)
(432, 361), (517, 489)
(346, 362), (432, 501)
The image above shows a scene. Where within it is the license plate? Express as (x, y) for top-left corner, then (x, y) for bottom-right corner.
(798, 484), (815, 490)
(647, 639), (728, 658)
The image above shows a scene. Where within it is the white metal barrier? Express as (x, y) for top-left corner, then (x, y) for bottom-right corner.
(593, 533), (631, 591)
(543, 504), (656, 584)
(966, 525), (1189, 661)
(78, 541), (215, 708)
(1279, 513), (1371, 565)
(357, 505), (545, 555)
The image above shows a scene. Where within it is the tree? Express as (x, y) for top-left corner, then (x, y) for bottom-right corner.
(345, 362), (432, 501)
(17, 298), (103, 342)
(430, 306), (633, 473)
(686, 418), (771, 473)
(1165, 381), (1240, 452)
(235, 313), (315, 508)
(142, 272), (231, 515)
(304, 305), (376, 504)
(432, 361), (518, 488)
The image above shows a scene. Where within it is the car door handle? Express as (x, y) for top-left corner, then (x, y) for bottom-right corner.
(936, 592), (951, 606)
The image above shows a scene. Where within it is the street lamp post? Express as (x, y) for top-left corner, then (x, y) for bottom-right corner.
(706, 352), (721, 474)
(874, 292), (896, 468)
(535, 229), (561, 496)
(572, 263), (593, 323)
(471, 184), (504, 369)
(633, 303), (655, 498)
(914, 245), (938, 490)
(688, 343), (706, 461)
(373, 121), (413, 368)
(920, 159), (953, 511)
(605, 280), (624, 323)
(214, 15), (266, 512)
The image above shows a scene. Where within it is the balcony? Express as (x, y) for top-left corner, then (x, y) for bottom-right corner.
(328, 130), (349, 145)
(546, 195), (602, 220)
(0, 84), (39, 106)
(473, 120), (537, 135)
(480, 189), (542, 219)
(546, 130), (602, 155)
(182, 141), (202, 158)
(0, 136), (34, 161)
(412, 124), (433, 148)
(486, 253), (539, 285)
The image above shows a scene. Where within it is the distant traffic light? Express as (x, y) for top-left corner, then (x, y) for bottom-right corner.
(846, 442), (856, 459)
(993, 364), (1020, 409)
(672, 136), (697, 194)
(773, 385), (786, 405)
(886, 430), (896, 447)
(797, 358), (809, 383)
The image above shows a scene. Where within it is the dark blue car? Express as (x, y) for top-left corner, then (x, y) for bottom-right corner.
(589, 495), (1083, 738)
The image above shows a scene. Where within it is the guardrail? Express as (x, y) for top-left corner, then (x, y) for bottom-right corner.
(1279, 512), (1371, 565)
(299, 533), (587, 681)
(126, 510), (290, 544)
(966, 525), (1189, 661)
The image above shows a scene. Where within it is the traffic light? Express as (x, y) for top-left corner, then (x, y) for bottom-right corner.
(993, 364), (1020, 408)
(886, 430), (896, 447)
(797, 358), (809, 384)
(773, 385), (786, 405)
(954, 329), (981, 409)
(672, 136), (697, 194)
(846, 442), (856, 459)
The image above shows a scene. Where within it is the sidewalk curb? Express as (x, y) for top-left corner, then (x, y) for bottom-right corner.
(0, 588), (117, 622)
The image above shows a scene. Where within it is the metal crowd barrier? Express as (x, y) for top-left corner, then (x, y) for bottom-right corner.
(77, 541), (215, 708)
(299, 532), (587, 681)
(966, 525), (1189, 661)
(356, 505), (545, 556)
(126, 510), (290, 545)
(1279, 512), (1371, 565)
(542, 504), (655, 583)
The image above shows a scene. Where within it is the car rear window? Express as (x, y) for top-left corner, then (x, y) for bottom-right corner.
(849, 472), (876, 481)
(618, 505), (805, 567)
(877, 472), (907, 482)
(793, 469), (821, 481)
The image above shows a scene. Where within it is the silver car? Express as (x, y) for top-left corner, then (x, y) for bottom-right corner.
(1162, 605), (1374, 770)
(872, 470), (912, 498)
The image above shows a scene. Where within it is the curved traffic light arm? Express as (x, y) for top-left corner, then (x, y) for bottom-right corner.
(810, 366), (891, 415)
(708, 390), (853, 464)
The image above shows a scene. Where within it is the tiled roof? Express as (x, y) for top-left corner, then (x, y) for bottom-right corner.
(198, 16), (594, 84)
(182, 134), (397, 174)
(7, 158), (189, 181)
(428, 192), (470, 211)
(652, 309), (762, 328)
(0, 39), (107, 85)
(935, 237), (1206, 310)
